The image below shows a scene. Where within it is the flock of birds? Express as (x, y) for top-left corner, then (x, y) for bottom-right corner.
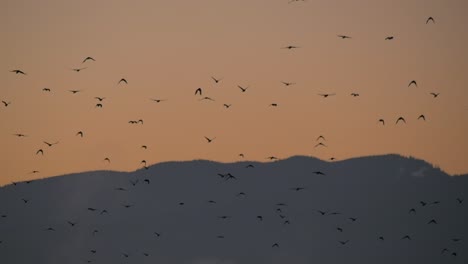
(1, 1), (466, 262)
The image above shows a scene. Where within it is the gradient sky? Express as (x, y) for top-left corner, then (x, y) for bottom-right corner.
(1, 0), (468, 185)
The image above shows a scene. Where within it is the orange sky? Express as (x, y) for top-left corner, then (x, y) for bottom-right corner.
(1, 0), (468, 185)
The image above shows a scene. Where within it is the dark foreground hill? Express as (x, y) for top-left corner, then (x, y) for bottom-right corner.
(0, 154), (467, 264)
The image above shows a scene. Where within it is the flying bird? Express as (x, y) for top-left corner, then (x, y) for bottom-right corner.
(95, 103), (103, 108)
(385, 36), (394, 40)
(2, 101), (11, 107)
(396, 117), (406, 124)
(36, 149), (44, 155)
(94, 97), (106, 101)
(281, 81), (295, 86)
(150, 98), (166, 103)
(199, 96), (215, 101)
(13, 133), (27, 137)
(118, 78), (128, 84)
(69, 90), (81, 94)
(337, 35), (351, 39)
(71, 67), (87, 72)
(378, 119), (385, 125)
(282, 45), (300, 49)
(42, 88), (51, 92)
(339, 240), (350, 245)
(43, 141), (59, 147)
(76, 131), (84, 137)
(426, 17), (435, 24)
(195, 88), (202, 95)
(317, 135), (325, 141)
(318, 93), (335, 98)
(103, 158), (111, 163)
(211, 76), (222, 83)
(315, 142), (327, 148)
(204, 136), (216, 143)
(82, 57), (95, 63)
(313, 171), (325, 175)
(238, 85), (248, 92)
(223, 104), (231, 108)
(350, 93), (360, 97)
(417, 114), (426, 121)
(10, 69), (26, 75)
(430, 92), (440, 98)
(408, 80), (417, 87)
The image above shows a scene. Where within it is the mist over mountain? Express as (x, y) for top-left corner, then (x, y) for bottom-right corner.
(0, 154), (467, 264)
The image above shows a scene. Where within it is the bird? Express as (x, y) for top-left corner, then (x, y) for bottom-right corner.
(223, 104), (231, 108)
(272, 243), (280, 248)
(267, 156), (279, 161)
(238, 85), (248, 92)
(427, 219), (438, 224)
(45, 227), (56, 231)
(337, 35), (351, 39)
(42, 88), (51, 92)
(420, 201), (427, 206)
(10, 69), (26, 75)
(401, 235), (412, 240)
(154, 232), (161, 237)
(36, 149), (44, 155)
(43, 141), (59, 147)
(418, 115), (426, 121)
(199, 96), (215, 101)
(150, 99), (166, 103)
(441, 248), (449, 254)
(103, 158), (111, 163)
(315, 142), (327, 148)
(217, 235), (225, 239)
(282, 45), (300, 49)
(350, 93), (360, 97)
(396, 117), (406, 124)
(456, 198), (463, 204)
(318, 93), (335, 98)
(115, 187), (127, 191)
(67, 221), (77, 227)
(195, 88), (202, 95)
(94, 97), (106, 101)
(379, 236), (385, 241)
(13, 133), (27, 137)
(245, 164), (255, 168)
(426, 17), (435, 24)
(409, 208), (416, 214)
(290, 187), (305, 191)
(337, 227), (343, 232)
(2, 101), (11, 107)
(118, 78), (128, 84)
(76, 131), (84, 137)
(312, 171), (325, 175)
(339, 240), (350, 245)
(82, 57), (95, 63)
(239, 153), (245, 158)
(71, 67), (87, 72)
(430, 92), (440, 98)
(408, 80), (417, 87)
(69, 90), (81, 94)
(211, 76), (222, 83)
(317, 210), (327, 215)
(95, 104), (103, 108)
(281, 81), (295, 86)
(378, 119), (385, 125)
(315, 135), (325, 141)
(21, 199), (29, 204)
(269, 103), (278, 107)
(144, 179), (150, 184)
(385, 36), (394, 40)
(349, 217), (357, 222)
(204, 136), (216, 143)
(141, 145), (148, 149)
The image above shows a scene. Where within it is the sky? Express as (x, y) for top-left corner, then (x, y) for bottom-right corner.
(1, 0), (468, 185)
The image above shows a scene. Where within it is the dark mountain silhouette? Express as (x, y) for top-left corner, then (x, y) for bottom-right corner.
(0, 154), (467, 264)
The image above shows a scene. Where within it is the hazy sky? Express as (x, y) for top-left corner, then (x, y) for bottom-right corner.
(1, 0), (467, 185)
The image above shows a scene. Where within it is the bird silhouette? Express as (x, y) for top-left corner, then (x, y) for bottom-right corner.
(82, 57), (95, 63)
(71, 67), (87, 72)
(378, 119), (385, 125)
(95, 103), (103, 108)
(42, 88), (51, 92)
(318, 93), (335, 98)
(396, 117), (406, 124)
(67, 221), (77, 227)
(408, 80), (417, 87)
(430, 92), (440, 98)
(427, 219), (438, 224)
(211, 76), (222, 83)
(199, 96), (215, 101)
(223, 104), (232, 108)
(195, 88), (202, 95)
(417, 115), (426, 121)
(426, 17), (435, 24)
(103, 158), (111, 163)
(238, 85), (248, 92)
(315, 142), (327, 148)
(94, 97), (105, 101)
(43, 141), (59, 147)
(118, 78), (128, 84)
(36, 149), (44, 155)
(69, 90), (81, 94)
(150, 98), (166, 103)
(10, 69), (26, 75)
(269, 103), (278, 107)
(282, 45), (300, 49)
(385, 36), (394, 40)
(401, 235), (412, 240)
(456, 198), (463, 204)
(350, 93), (360, 97)
(2, 101), (11, 107)
(204, 136), (216, 143)
(272, 243), (280, 248)
(339, 240), (350, 245)
(245, 164), (254, 168)
(13, 133), (27, 137)
(281, 81), (295, 86)
(313, 171), (325, 175)
(76, 131), (84, 137)
(337, 35), (351, 39)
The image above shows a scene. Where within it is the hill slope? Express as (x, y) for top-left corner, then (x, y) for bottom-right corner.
(0, 155), (467, 264)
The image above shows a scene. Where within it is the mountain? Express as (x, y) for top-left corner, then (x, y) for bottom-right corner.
(0, 154), (467, 264)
